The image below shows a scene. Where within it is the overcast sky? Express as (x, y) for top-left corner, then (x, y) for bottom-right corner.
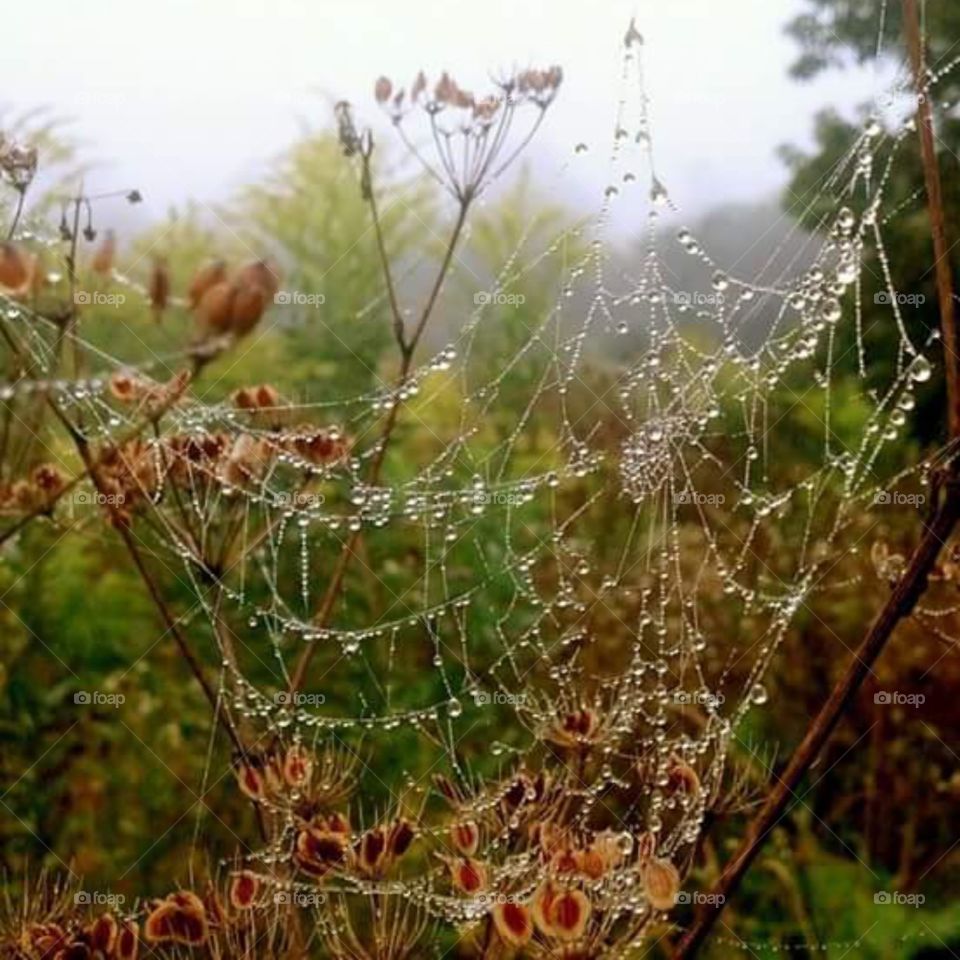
(4, 0), (888, 226)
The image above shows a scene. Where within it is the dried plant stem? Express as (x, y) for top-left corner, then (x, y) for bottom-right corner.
(287, 198), (469, 695)
(673, 6), (960, 953)
(903, 0), (960, 437)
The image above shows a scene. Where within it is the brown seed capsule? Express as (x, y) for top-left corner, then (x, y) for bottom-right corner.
(283, 743), (313, 788)
(0, 242), (35, 297)
(229, 281), (268, 337)
(228, 871), (260, 910)
(450, 857), (486, 894)
(115, 920), (138, 960)
(149, 257), (170, 320)
(547, 889), (590, 941)
(196, 280), (234, 333)
(492, 901), (533, 948)
(188, 259), (227, 309)
(451, 820), (480, 856)
(235, 259), (280, 300)
(357, 827), (387, 875)
(86, 914), (118, 955)
(388, 819), (415, 859)
(643, 857), (680, 911)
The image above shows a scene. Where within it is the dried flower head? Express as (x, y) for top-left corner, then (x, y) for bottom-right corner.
(0, 134), (39, 191)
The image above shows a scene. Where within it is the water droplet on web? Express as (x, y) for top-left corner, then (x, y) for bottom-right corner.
(649, 177), (669, 206)
(909, 355), (932, 383)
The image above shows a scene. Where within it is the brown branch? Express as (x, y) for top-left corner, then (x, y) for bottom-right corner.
(903, 0), (960, 438)
(673, 6), (960, 953)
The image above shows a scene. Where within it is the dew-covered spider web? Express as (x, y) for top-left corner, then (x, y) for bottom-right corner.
(4, 11), (960, 956)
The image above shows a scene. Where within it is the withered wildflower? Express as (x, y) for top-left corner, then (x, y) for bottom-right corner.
(374, 64), (562, 200)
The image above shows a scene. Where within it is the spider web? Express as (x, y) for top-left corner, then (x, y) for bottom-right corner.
(2, 10), (957, 953)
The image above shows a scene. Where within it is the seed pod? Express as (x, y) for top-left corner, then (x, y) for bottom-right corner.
(357, 827), (387, 875)
(188, 259), (227, 309)
(643, 857), (680, 911)
(149, 257), (170, 321)
(196, 280), (234, 333)
(86, 914), (117, 955)
(283, 743), (313, 788)
(229, 281), (268, 337)
(450, 857), (486, 894)
(492, 901), (533, 948)
(235, 259), (280, 300)
(451, 820), (480, 856)
(547, 889), (590, 941)
(388, 818), (416, 859)
(116, 920), (138, 960)
(228, 871), (260, 910)
(235, 761), (265, 801)
(0, 243), (35, 297)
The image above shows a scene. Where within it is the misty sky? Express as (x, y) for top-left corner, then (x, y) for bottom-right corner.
(4, 0), (888, 226)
